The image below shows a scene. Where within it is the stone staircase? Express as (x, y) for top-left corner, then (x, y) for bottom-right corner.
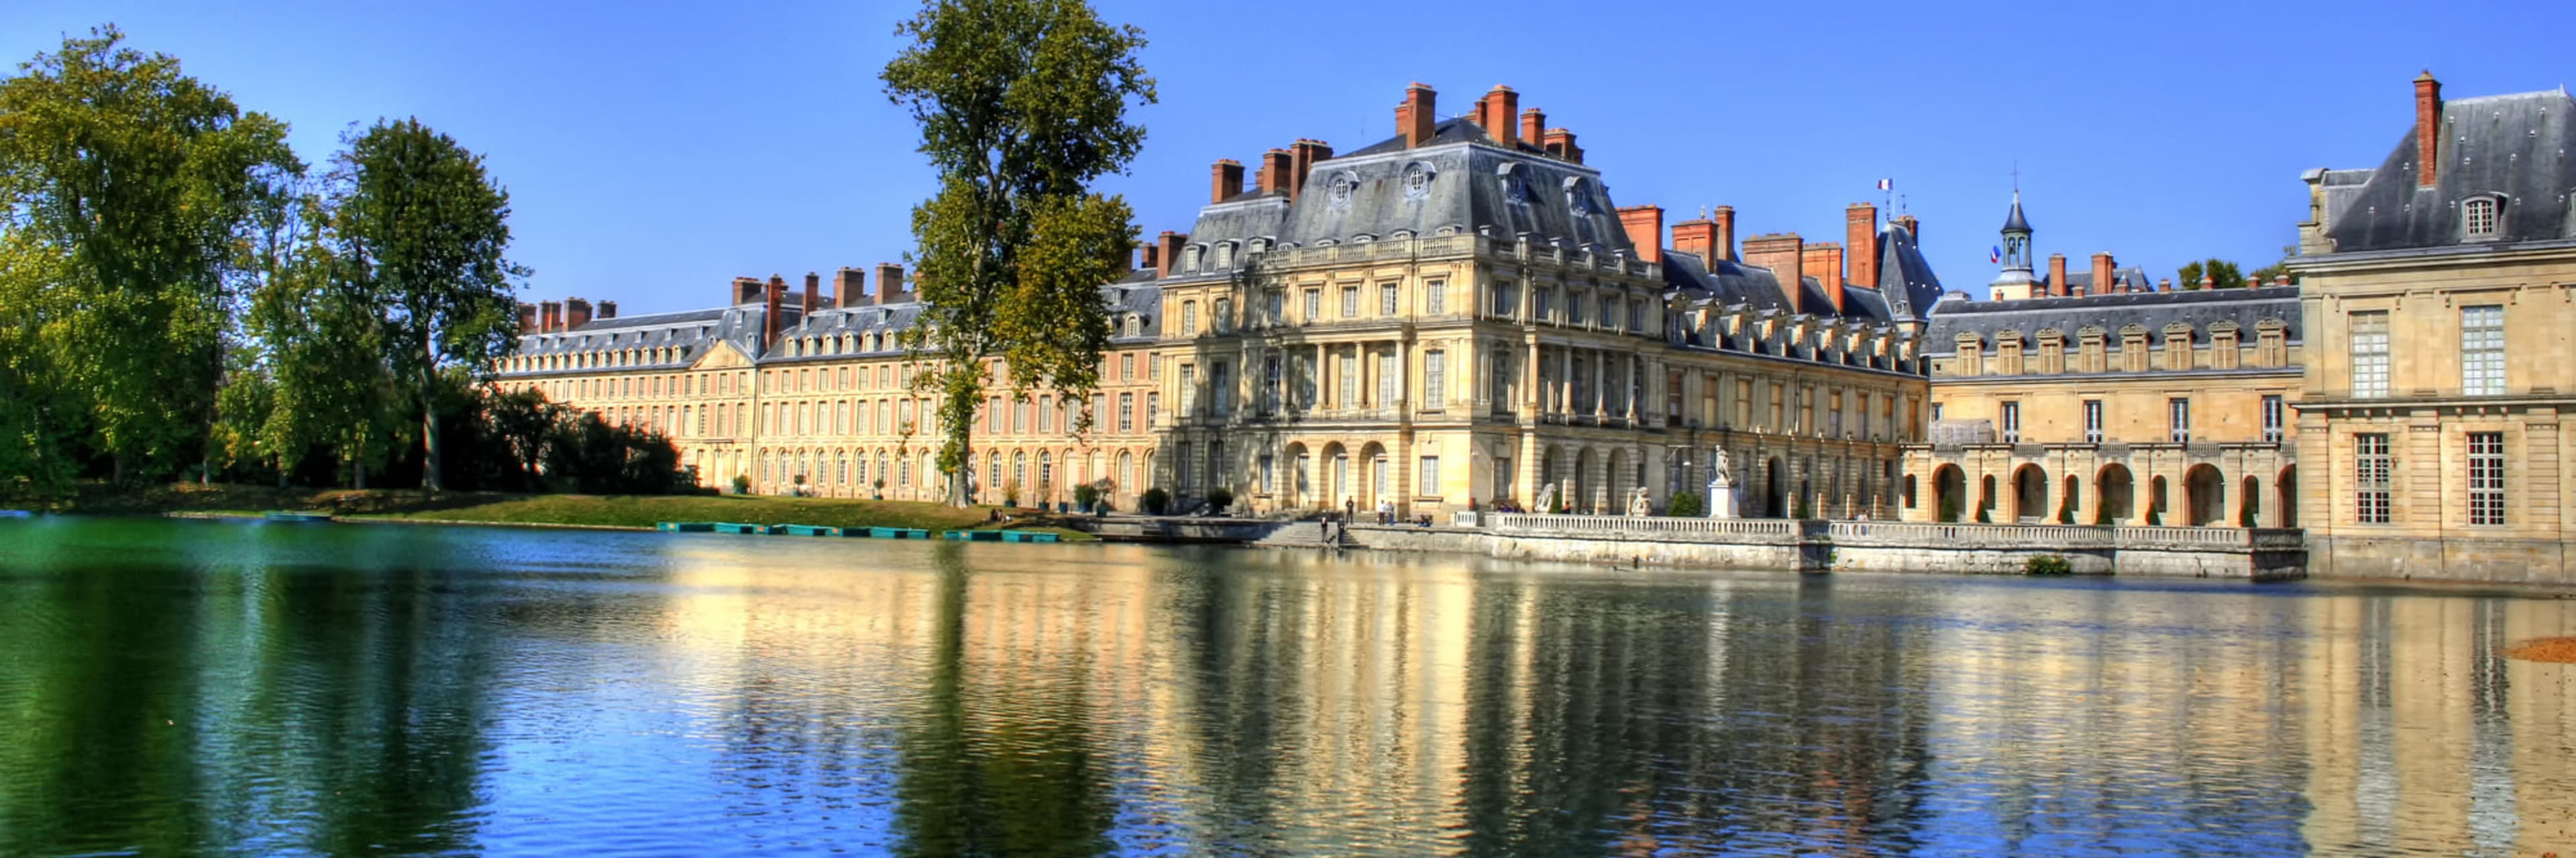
(1252, 521), (1346, 549)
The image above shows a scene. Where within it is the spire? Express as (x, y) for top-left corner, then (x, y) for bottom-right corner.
(2002, 189), (2031, 234)
(1996, 189), (2034, 277)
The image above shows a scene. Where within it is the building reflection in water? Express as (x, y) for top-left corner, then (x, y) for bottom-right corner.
(2, 519), (2573, 856)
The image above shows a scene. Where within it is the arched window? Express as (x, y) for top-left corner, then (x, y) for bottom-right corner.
(2463, 197), (2501, 239)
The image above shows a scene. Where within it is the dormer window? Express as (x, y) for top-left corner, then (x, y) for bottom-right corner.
(1212, 242), (1234, 270)
(2463, 196), (2502, 239)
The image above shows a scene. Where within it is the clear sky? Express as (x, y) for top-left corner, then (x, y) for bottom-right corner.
(7, 0), (2569, 315)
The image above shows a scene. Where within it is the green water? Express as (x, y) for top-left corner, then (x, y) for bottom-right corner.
(1, 517), (2571, 856)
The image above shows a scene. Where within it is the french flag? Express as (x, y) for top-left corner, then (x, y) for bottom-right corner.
(1875, 178), (1893, 191)
(1989, 246), (2002, 264)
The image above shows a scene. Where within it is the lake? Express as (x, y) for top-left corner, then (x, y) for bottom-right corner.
(1, 517), (2570, 856)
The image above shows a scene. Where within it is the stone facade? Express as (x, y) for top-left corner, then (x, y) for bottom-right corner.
(2286, 73), (2576, 584)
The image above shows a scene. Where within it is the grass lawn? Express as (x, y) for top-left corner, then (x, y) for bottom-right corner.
(55, 482), (1094, 537)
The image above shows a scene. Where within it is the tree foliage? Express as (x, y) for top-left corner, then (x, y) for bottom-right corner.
(0, 25), (299, 486)
(329, 118), (524, 491)
(883, 0), (1154, 504)
(2176, 258), (2246, 290)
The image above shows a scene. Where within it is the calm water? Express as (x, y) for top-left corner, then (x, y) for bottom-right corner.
(1, 519), (2571, 857)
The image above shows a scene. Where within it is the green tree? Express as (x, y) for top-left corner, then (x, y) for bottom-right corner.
(2249, 245), (2296, 286)
(328, 118), (525, 492)
(0, 25), (298, 483)
(2176, 258), (2246, 290)
(883, 0), (1155, 504)
(482, 386), (564, 490)
(0, 234), (85, 498)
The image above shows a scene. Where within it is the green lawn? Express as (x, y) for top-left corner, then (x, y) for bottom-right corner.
(54, 482), (1100, 536)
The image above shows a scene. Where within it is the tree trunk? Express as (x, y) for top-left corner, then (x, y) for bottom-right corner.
(112, 454), (125, 486)
(421, 337), (443, 494)
(354, 460), (367, 491)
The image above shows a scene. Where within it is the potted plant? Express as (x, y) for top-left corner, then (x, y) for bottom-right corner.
(731, 474), (751, 495)
(872, 478), (885, 500)
(1073, 482), (1101, 514)
(1140, 487), (1170, 515)
(1205, 487), (1234, 516)
(1003, 480), (1020, 508)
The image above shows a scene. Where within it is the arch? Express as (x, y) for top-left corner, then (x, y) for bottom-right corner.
(2094, 464), (2135, 525)
(1977, 474), (1997, 521)
(2238, 475), (2261, 527)
(2275, 466), (2298, 528)
(2011, 464), (2048, 523)
(2059, 474), (2080, 523)
(1358, 441), (1390, 514)
(1319, 441), (1350, 510)
(1766, 457), (1788, 518)
(1931, 464), (1966, 522)
(2148, 475), (2169, 524)
(1281, 441), (1311, 510)
(2184, 464), (2226, 526)
(1574, 447), (1597, 513)
(1607, 448), (1632, 505)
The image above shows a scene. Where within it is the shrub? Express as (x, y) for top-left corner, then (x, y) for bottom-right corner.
(1793, 496), (1812, 519)
(2146, 507), (2162, 526)
(1072, 482), (1101, 511)
(2239, 504), (2255, 527)
(1204, 486), (1234, 513)
(1939, 495), (1962, 523)
(731, 474), (751, 495)
(1003, 480), (1020, 506)
(1140, 487), (1170, 515)
(2094, 504), (2110, 525)
(1975, 504), (1991, 523)
(2057, 499), (2075, 524)
(2025, 555), (2074, 576)
(1666, 492), (1704, 517)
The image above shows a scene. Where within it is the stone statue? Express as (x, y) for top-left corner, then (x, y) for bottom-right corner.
(1627, 486), (1653, 517)
(1534, 482), (1560, 515)
(1710, 446), (1733, 488)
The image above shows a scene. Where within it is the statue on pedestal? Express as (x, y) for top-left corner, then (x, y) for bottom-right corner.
(1711, 446), (1733, 487)
(1627, 486), (1654, 517)
(1706, 445), (1739, 519)
(1533, 482), (1560, 515)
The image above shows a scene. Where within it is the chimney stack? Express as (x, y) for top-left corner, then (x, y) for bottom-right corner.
(1288, 139), (1333, 202)
(1520, 108), (1545, 152)
(838, 267), (869, 307)
(1892, 214), (1920, 243)
(1802, 244), (1846, 313)
(1846, 203), (1880, 291)
(1258, 149), (1292, 195)
(539, 301), (561, 333)
(1742, 233), (1807, 313)
(763, 278), (784, 345)
(565, 297), (593, 331)
(1616, 205), (1664, 264)
(733, 276), (764, 305)
(1713, 206), (1737, 262)
(803, 272), (822, 317)
(1542, 127), (1582, 164)
(1481, 86), (1519, 146)
(2415, 70), (2442, 188)
(1138, 244), (1159, 274)
(1399, 83), (1436, 148)
(1156, 231), (1186, 278)
(2047, 254), (2068, 297)
(518, 302), (537, 334)
(1671, 218), (1717, 262)
(875, 263), (905, 305)
(2090, 252), (2114, 297)
(2158, 277), (2174, 292)
(596, 301), (616, 319)
(1210, 158), (1244, 203)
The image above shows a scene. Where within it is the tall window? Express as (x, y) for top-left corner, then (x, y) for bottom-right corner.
(2349, 311), (2390, 398)
(2463, 197), (2499, 238)
(1214, 298), (1232, 334)
(1181, 301), (1198, 336)
(2461, 305), (2504, 395)
(1144, 392), (1159, 426)
(1120, 352), (1134, 380)
(1338, 353), (1358, 407)
(1304, 289), (1321, 321)
(1929, 403), (1943, 423)
(1418, 456), (1440, 496)
(2083, 399), (2103, 444)
(2261, 395), (2285, 443)
(1377, 353), (1398, 406)
(1341, 286), (1359, 318)
(1422, 350), (1446, 412)
(1265, 290), (1283, 325)
(1379, 284), (1398, 316)
(1424, 280), (1446, 315)
(1260, 454), (1275, 493)
(2355, 433), (2392, 523)
(1263, 356), (1282, 414)
(2469, 431), (2505, 525)
(1491, 281), (1517, 318)
(1210, 361), (1232, 415)
(1999, 401), (2021, 443)
(2167, 398), (2191, 443)
(1179, 364), (1197, 414)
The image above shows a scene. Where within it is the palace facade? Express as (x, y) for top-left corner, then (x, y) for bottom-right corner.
(492, 83), (1939, 517)
(2286, 72), (2576, 583)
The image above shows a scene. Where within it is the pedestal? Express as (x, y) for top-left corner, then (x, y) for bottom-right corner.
(1707, 483), (1739, 519)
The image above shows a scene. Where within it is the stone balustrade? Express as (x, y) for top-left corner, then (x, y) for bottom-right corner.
(1493, 514), (1803, 539)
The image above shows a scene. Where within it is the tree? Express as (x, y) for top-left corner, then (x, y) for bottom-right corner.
(2249, 245), (2296, 286)
(482, 386), (564, 490)
(329, 118), (525, 492)
(2176, 258), (2246, 290)
(883, 0), (1155, 504)
(0, 25), (298, 484)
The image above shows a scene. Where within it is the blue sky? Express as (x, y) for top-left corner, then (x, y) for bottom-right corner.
(7, 0), (2568, 314)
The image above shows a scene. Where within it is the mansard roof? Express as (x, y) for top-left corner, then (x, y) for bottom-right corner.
(1923, 285), (2301, 354)
(2322, 87), (2576, 252)
(1874, 221), (1944, 320)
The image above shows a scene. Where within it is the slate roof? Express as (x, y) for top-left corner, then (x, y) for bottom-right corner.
(512, 304), (788, 372)
(2002, 194), (2031, 233)
(1923, 285), (2302, 354)
(2322, 88), (2576, 252)
(1874, 221), (1944, 319)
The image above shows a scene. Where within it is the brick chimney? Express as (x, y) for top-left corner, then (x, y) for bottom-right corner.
(1616, 205), (1663, 264)
(1846, 203), (1880, 291)
(1802, 244), (1845, 313)
(2047, 254), (2068, 297)
(2090, 252), (2114, 297)
(596, 301), (616, 319)
(874, 263), (904, 305)
(1481, 85), (1519, 146)
(1712, 206), (1737, 262)
(1399, 83), (1436, 148)
(1155, 231), (1186, 278)
(1210, 158), (1244, 203)
(1742, 233), (1806, 313)
(1542, 128), (1582, 164)
(517, 302), (537, 334)
(1289, 139), (1333, 202)
(763, 278), (784, 345)
(539, 301), (561, 333)
(1671, 218), (1717, 262)
(1520, 108), (1545, 151)
(565, 297), (593, 331)
(1257, 149), (1291, 195)
(837, 267), (869, 307)
(2415, 70), (2442, 188)
(1138, 244), (1159, 274)
(733, 276), (763, 305)
(1892, 214), (1920, 243)
(802, 272), (822, 316)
